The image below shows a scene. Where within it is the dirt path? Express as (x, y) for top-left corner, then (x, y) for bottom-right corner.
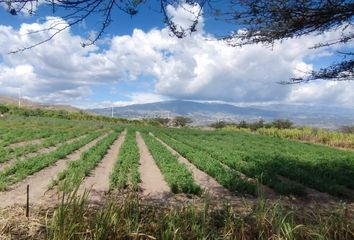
(0, 134), (88, 172)
(0, 134), (107, 208)
(79, 130), (127, 203)
(136, 132), (171, 199)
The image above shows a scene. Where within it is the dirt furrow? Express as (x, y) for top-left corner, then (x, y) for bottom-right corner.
(79, 130), (127, 203)
(0, 134), (107, 208)
(136, 132), (171, 199)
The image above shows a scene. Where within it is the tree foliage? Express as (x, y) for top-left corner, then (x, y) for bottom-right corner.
(224, 0), (354, 83)
(210, 119), (295, 130)
(2, 0), (353, 82)
(0, 105), (9, 114)
(209, 121), (229, 129)
(173, 116), (192, 127)
(152, 117), (171, 126)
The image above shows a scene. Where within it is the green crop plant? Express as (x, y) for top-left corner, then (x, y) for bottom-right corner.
(0, 129), (92, 164)
(159, 128), (354, 197)
(54, 130), (121, 192)
(0, 131), (103, 191)
(142, 132), (201, 194)
(153, 130), (257, 195)
(110, 129), (140, 191)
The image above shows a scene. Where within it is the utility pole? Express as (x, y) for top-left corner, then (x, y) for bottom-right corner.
(18, 87), (21, 108)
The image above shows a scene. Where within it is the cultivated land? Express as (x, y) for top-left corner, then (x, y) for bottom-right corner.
(0, 115), (353, 239)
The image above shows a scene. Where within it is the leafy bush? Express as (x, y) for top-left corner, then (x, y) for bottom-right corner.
(173, 116), (192, 127)
(0, 105), (9, 114)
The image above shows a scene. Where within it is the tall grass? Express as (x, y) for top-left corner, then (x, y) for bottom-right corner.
(255, 127), (354, 149)
(42, 189), (354, 240)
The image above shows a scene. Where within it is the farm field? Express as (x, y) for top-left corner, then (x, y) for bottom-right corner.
(0, 115), (353, 239)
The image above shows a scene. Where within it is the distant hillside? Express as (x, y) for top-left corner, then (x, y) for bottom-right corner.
(89, 100), (278, 124)
(89, 100), (354, 128)
(0, 95), (82, 113)
(0, 95), (38, 107)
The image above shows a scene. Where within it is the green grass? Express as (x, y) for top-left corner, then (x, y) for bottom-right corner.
(110, 129), (140, 191)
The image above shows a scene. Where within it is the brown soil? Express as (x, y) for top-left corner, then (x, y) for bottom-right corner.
(79, 130), (127, 203)
(136, 132), (171, 199)
(0, 134), (107, 208)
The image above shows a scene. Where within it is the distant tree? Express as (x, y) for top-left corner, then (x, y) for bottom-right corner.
(0, 105), (9, 115)
(238, 120), (248, 128)
(173, 116), (192, 127)
(152, 117), (171, 126)
(339, 125), (354, 134)
(210, 121), (228, 129)
(250, 119), (265, 131)
(271, 119), (294, 129)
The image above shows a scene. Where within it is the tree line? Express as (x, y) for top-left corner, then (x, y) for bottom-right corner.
(210, 119), (294, 130)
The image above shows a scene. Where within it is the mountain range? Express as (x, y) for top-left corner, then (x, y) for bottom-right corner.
(89, 100), (354, 128)
(1, 95), (353, 128)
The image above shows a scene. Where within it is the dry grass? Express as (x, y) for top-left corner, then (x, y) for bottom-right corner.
(0, 206), (49, 239)
(0, 190), (353, 240)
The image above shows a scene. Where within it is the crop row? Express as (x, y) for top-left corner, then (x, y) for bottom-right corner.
(160, 129), (305, 196)
(142, 132), (201, 194)
(0, 131), (104, 191)
(161, 128), (354, 197)
(54, 129), (121, 192)
(152, 130), (256, 195)
(0, 129), (91, 164)
(110, 129), (140, 191)
(0, 128), (58, 147)
(0, 116), (109, 147)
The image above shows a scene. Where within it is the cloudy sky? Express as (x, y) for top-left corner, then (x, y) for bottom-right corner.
(0, 1), (353, 109)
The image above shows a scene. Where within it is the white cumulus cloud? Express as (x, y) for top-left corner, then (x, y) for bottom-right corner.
(0, 3), (353, 108)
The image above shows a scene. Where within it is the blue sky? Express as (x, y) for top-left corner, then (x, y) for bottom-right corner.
(0, 1), (353, 109)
